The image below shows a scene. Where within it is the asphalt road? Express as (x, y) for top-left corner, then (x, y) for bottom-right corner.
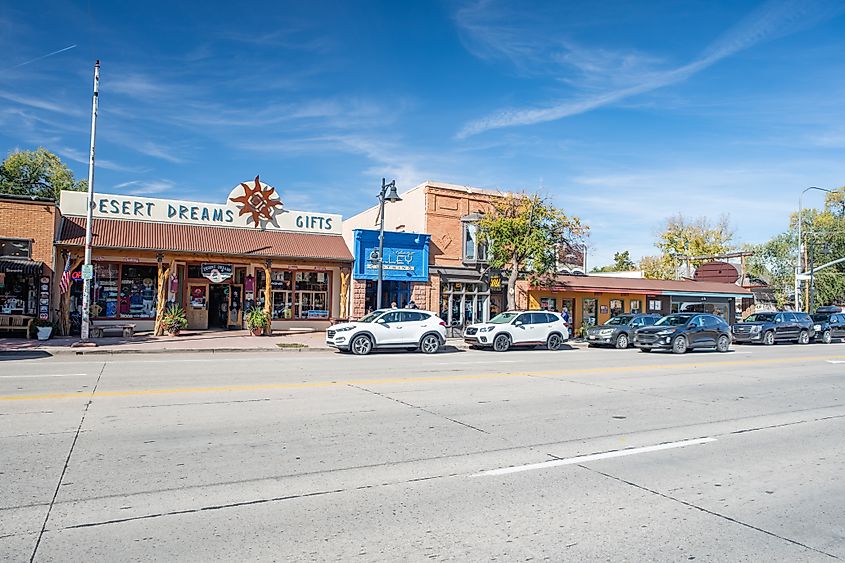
(2, 342), (844, 562)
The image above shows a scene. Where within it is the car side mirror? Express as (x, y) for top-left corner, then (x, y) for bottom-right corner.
(514, 320), (523, 327)
(376, 318), (387, 324)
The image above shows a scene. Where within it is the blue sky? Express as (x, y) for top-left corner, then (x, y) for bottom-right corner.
(2, 0), (844, 267)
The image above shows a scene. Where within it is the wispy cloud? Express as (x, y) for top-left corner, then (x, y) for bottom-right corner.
(456, 0), (845, 138)
(113, 179), (176, 196)
(0, 90), (82, 116)
(55, 146), (140, 173)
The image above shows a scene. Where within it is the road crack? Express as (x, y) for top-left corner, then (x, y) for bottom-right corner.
(347, 383), (490, 434)
(579, 464), (842, 560)
(29, 362), (106, 563)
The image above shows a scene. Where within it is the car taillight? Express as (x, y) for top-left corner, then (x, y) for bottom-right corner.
(439, 321), (446, 327)
(564, 322), (569, 328)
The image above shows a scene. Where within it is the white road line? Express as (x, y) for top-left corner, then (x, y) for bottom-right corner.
(0, 373), (89, 379)
(472, 437), (717, 477)
(826, 360), (845, 364)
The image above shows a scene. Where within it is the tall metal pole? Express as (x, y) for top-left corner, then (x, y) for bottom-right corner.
(80, 60), (99, 341)
(796, 194), (803, 312)
(376, 178), (387, 310)
(808, 239), (816, 313)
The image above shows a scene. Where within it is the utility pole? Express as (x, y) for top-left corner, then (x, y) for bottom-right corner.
(80, 61), (99, 341)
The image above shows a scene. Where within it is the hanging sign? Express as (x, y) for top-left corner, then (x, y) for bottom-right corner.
(201, 263), (233, 283)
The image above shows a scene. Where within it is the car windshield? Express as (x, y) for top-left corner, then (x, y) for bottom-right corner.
(811, 314), (831, 322)
(359, 310), (387, 323)
(744, 313), (776, 322)
(655, 314), (694, 326)
(489, 312), (520, 324)
(605, 315), (634, 326)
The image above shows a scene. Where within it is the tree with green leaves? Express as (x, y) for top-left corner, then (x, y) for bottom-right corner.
(477, 193), (588, 310)
(0, 147), (87, 200)
(639, 214), (735, 279)
(592, 250), (636, 273)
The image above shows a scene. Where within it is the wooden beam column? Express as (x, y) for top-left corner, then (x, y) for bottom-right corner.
(262, 259), (272, 335)
(153, 254), (175, 336)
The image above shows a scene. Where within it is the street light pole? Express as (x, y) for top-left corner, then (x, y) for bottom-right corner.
(796, 187), (831, 312)
(80, 61), (100, 341)
(375, 178), (401, 310)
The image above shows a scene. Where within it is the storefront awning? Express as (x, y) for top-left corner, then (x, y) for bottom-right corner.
(57, 217), (353, 262)
(0, 258), (43, 275)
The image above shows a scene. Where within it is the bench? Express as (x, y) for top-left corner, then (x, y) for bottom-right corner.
(0, 315), (34, 339)
(90, 324), (136, 339)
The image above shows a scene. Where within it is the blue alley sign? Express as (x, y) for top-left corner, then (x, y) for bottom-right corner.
(353, 229), (430, 282)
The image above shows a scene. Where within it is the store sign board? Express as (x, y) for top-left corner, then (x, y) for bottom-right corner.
(353, 230), (430, 282)
(60, 176), (341, 235)
(201, 263), (233, 283)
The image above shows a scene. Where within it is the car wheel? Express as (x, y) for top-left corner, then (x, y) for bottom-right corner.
(547, 333), (562, 351)
(716, 334), (730, 353)
(798, 330), (810, 345)
(493, 334), (511, 352)
(821, 330), (832, 344)
(420, 334), (441, 354)
(763, 331), (775, 346)
(350, 335), (373, 356)
(672, 335), (688, 354)
(615, 333), (629, 349)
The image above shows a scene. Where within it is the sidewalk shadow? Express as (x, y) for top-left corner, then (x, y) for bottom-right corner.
(0, 351), (53, 361)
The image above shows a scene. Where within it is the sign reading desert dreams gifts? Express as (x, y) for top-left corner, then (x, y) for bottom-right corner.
(59, 176), (342, 235)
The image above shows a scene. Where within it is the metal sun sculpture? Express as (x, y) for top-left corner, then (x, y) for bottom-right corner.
(230, 175), (283, 227)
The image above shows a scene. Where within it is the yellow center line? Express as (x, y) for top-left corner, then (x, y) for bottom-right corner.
(1, 354), (844, 402)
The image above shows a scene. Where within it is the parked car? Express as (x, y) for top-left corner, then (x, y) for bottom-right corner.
(464, 310), (570, 352)
(585, 313), (661, 349)
(732, 311), (815, 345)
(634, 313), (732, 354)
(326, 309), (446, 355)
(811, 306), (845, 344)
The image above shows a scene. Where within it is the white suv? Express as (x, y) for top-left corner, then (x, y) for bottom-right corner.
(464, 311), (570, 352)
(326, 309), (447, 355)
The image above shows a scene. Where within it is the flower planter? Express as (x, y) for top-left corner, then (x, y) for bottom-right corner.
(250, 327), (263, 336)
(167, 329), (181, 337)
(36, 326), (53, 341)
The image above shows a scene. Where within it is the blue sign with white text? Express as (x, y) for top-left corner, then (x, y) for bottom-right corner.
(353, 230), (430, 282)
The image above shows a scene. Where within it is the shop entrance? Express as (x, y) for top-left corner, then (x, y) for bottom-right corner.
(364, 280), (412, 312)
(208, 284), (230, 329)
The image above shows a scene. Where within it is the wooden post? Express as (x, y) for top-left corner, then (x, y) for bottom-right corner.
(339, 269), (350, 320)
(153, 256), (175, 336)
(262, 260), (272, 335)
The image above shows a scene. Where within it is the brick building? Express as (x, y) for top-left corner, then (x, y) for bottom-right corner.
(0, 194), (59, 319)
(343, 181), (514, 324)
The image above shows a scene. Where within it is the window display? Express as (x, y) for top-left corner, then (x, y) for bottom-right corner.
(94, 263), (119, 318)
(295, 272), (328, 319)
(120, 265), (157, 318)
(610, 299), (624, 316)
(271, 270), (293, 319)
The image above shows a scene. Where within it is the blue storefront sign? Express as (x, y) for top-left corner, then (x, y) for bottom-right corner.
(353, 230), (430, 282)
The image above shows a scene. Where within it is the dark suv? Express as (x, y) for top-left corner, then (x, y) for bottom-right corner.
(732, 311), (815, 345)
(811, 306), (845, 344)
(586, 313), (661, 349)
(634, 313), (732, 354)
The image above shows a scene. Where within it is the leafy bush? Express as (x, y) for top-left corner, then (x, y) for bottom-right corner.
(161, 305), (188, 333)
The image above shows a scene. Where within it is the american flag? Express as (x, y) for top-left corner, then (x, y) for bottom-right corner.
(59, 256), (72, 294)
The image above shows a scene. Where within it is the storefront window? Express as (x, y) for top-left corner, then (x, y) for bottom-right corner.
(120, 265), (157, 318)
(630, 299), (642, 313)
(270, 270), (293, 319)
(582, 298), (598, 328)
(440, 280), (489, 326)
(295, 271), (329, 319)
(539, 297), (557, 311)
(648, 299), (662, 312)
(0, 273), (36, 314)
(609, 299), (624, 316)
(0, 238), (31, 258)
(462, 223), (487, 263)
(93, 263), (119, 318)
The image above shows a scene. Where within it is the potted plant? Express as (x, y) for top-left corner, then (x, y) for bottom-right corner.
(160, 305), (188, 336)
(246, 308), (270, 336)
(33, 319), (53, 341)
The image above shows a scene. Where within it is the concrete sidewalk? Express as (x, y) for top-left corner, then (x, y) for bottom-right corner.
(0, 330), (588, 355)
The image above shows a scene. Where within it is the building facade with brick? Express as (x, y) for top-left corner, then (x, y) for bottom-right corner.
(343, 181), (511, 324)
(0, 194), (59, 321)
